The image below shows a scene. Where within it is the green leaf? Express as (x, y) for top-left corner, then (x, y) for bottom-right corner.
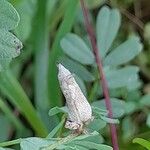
(48, 106), (68, 116)
(0, 114), (11, 142)
(124, 102), (137, 114)
(14, 0), (37, 41)
(104, 37), (143, 66)
(67, 131), (103, 145)
(96, 6), (121, 58)
(0, 148), (14, 150)
(88, 118), (106, 131)
(92, 106), (108, 116)
(0, 0), (20, 30)
(0, 29), (22, 58)
(20, 138), (54, 150)
(74, 75), (87, 96)
(146, 113), (150, 128)
(72, 131), (99, 141)
(92, 106), (119, 124)
(92, 98), (125, 118)
(61, 33), (94, 65)
(58, 145), (88, 150)
(0, 58), (11, 72)
(133, 138), (150, 150)
(126, 90), (141, 102)
(122, 116), (136, 140)
(0, 0), (22, 71)
(126, 80), (141, 91)
(78, 134), (104, 144)
(0, 29), (22, 71)
(139, 94), (150, 107)
(105, 66), (140, 89)
(0, 139), (21, 147)
(69, 141), (112, 150)
(59, 56), (95, 82)
(144, 23), (150, 43)
(100, 116), (119, 124)
(47, 118), (65, 138)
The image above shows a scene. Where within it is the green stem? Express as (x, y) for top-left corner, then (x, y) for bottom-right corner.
(80, 0), (119, 149)
(49, 0), (67, 31)
(47, 117), (65, 138)
(88, 80), (99, 102)
(56, 115), (66, 137)
(43, 133), (78, 150)
(0, 139), (21, 147)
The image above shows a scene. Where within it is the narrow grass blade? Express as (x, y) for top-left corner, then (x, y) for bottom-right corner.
(31, 0), (50, 129)
(0, 70), (48, 137)
(48, 0), (79, 107)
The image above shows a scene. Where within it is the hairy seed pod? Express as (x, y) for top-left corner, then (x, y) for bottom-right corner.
(57, 64), (92, 130)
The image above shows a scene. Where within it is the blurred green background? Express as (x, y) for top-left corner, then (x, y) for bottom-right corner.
(0, 0), (150, 149)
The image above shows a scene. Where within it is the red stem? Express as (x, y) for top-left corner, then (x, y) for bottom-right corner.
(80, 0), (119, 150)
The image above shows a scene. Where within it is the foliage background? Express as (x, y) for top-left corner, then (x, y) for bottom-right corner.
(0, 0), (150, 149)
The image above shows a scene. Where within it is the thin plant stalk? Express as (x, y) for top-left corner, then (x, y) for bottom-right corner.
(43, 133), (78, 150)
(0, 139), (21, 147)
(80, 0), (119, 150)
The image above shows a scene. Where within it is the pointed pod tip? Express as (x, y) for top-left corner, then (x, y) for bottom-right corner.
(57, 64), (71, 80)
(57, 63), (63, 68)
(57, 63), (66, 72)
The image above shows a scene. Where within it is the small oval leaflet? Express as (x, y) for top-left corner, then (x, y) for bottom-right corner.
(0, 29), (23, 71)
(57, 64), (92, 131)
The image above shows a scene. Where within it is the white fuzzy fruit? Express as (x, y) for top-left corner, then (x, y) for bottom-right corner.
(57, 64), (92, 130)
